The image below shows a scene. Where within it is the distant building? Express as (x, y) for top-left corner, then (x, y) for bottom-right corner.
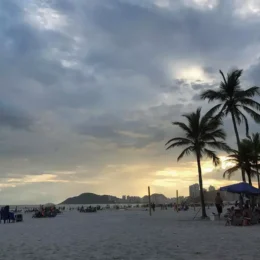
(123, 195), (141, 203)
(204, 190), (239, 203)
(208, 185), (216, 192)
(127, 196), (141, 203)
(189, 183), (200, 198)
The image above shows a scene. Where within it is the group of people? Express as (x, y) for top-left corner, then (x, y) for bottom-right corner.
(33, 205), (57, 218)
(225, 204), (252, 226)
(0, 206), (13, 223)
(215, 192), (257, 225)
(78, 206), (98, 213)
(148, 202), (188, 212)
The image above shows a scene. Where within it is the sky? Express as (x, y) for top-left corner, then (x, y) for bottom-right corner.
(1, 0), (260, 204)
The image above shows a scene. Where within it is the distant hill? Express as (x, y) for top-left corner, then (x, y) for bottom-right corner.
(60, 192), (173, 205)
(60, 193), (118, 205)
(142, 193), (170, 204)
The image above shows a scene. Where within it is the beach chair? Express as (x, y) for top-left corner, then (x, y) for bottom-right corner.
(15, 213), (23, 222)
(9, 212), (15, 223)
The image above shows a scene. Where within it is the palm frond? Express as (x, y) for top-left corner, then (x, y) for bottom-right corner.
(200, 90), (225, 102)
(165, 137), (192, 146)
(172, 122), (192, 136)
(238, 110), (250, 137)
(239, 98), (260, 110)
(252, 132), (260, 143)
(223, 165), (241, 179)
(219, 70), (227, 86)
(182, 108), (201, 136)
(166, 107), (231, 175)
(166, 140), (191, 150)
(206, 141), (232, 153)
(237, 87), (260, 98)
(203, 148), (220, 166)
(242, 106), (260, 123)
(202, 129), (226, 141)
(177, 146), (194, 161)
(233, 107), (242, 125)
(204, 104), (222, 119)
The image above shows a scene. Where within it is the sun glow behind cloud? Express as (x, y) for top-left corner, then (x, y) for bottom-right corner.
(201, 156), (235, 174)
(168, 63), (213, 83)
(150, 156), (236, 194)
(25, 5), (67, 31)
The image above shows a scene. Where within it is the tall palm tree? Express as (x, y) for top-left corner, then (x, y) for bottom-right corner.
(223, 139), (256, 185)
(200, 69), (260, 182)
(165, 108), (231, 218)
(248, 133), (260, 188)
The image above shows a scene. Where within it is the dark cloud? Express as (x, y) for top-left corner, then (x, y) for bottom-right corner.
(247, 58), (260, 85)
(0, 0), (259, 201)
(0, 101), (33, 130)
(191, 82), (216, 91)
(77, 112), (167, 149)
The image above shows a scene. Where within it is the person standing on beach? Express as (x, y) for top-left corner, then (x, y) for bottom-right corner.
(215, 192), (223, 219)
(151, 203), (155, 212)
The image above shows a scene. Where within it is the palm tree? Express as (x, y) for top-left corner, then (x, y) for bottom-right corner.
(165, 108), (231, 218)
(248, 133), (260, 188)
(223, 139), (256, 185)
(200, 69), (260, 182)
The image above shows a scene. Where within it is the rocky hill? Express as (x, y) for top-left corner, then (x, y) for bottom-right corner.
(60, 193), (118, 204)
(60, 192), (172, 204)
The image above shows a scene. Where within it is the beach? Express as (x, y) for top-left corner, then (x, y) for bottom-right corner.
(0, 208), (258, 260)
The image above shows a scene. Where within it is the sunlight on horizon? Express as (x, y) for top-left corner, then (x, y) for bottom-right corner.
(152, 155), (236, 195)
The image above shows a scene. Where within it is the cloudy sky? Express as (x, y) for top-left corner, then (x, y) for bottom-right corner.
(1, 0), (260, 204)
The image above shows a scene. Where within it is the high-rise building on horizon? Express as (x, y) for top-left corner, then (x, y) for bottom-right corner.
(189, 183), (200, 198)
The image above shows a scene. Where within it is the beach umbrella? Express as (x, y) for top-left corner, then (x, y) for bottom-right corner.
(220, 182), (260, 195)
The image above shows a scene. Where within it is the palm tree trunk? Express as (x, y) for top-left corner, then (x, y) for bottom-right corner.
(247, 173), (252, 186)
(231, 111), (246, 182)
(254, 159), (260, 188)
(196, 153), (207, 218)
(256, 161), (260, 189)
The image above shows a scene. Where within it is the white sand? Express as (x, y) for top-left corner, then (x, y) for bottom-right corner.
(0, 208), (258, 260)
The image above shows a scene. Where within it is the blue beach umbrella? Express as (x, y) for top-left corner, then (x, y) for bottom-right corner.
(220, 182), (260, 195)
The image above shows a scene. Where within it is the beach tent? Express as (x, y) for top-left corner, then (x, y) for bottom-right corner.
(220, 182), (260, 195)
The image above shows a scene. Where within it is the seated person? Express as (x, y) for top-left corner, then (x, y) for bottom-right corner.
(225, 207), (235, 225)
